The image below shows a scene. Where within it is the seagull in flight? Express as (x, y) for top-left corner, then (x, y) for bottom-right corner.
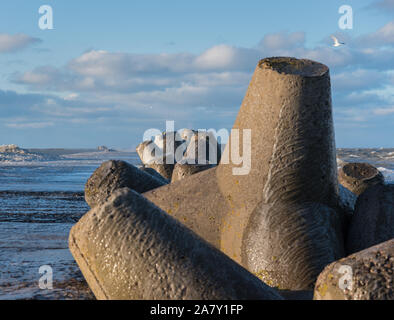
(331, 35), (345, 47)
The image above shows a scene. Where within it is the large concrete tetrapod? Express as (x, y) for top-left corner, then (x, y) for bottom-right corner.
(143, 57), (344, 290)
(314, 239), (394, 300)
(69, 188), (283, 300)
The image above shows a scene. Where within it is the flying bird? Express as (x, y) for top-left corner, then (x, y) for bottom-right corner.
(331, 35), (345, 47)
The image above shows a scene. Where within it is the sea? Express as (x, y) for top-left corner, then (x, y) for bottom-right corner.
(0, 147), (393, 300)
(0, 148), (141, 300)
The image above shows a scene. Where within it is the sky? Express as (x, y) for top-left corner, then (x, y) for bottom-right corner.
(0, 0), (393, 149)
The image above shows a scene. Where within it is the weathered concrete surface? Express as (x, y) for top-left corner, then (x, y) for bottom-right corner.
(143, 57), (344, 290)
(346, 184), (394, 255)
(145, 167), (229, 249)
(171, 163), (215, 182)
(314, 239), (394, 300)
(85, 160), (166, 208)
(140, 166), (169, 184)
(69, 188), (284, 300)
(338, 162), (384, 196)
(146, 159), (175, 181)
(243, 202), (344, 290)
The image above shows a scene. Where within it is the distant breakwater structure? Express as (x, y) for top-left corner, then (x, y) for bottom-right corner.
(69, 57), (393, 300)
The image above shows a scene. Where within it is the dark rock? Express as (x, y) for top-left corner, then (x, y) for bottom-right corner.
(140, 166), (169, 184)
(338, 184), (357, 213)
(346, 184), (394, 254)
(85, 160), (166, 208)
(338, 162), (384, 196)
(337, 184), (357, 233)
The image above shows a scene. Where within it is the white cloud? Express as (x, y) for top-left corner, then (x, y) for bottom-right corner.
(18, 71), (52, 85)
(13, 32), (356, 94)
(332, 69), (387, 91)
(335, 108), (372, 123)
(194, 45), (236, 69)
(0, 33), (41, 53)
(6, 121), (54, 129)
(186, 71), (250, 87)
(373, 106), (394, 115)
(258, 31), (305, 50)
(8, 25), (394, 137)
(193, 45), (258, 70)
(359, 20), (394, 46)
(63, 93), (79, 101)
(377, 21), (394, 43)
(12, 46), (257, 99)
(68, 50), (196, 76)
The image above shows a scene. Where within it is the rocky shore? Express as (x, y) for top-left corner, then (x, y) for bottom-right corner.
(69, 57), (393, 300)
(0, 145), (57, 163)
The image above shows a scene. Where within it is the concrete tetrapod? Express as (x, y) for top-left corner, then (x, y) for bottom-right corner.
(314, 239), (394, 300)
(346, 184), (394, 254)
(69, 188), (283, 300)
(143, 57), (345, 290)
(85, 160), (166, 208)
(338, 162), (384, 196)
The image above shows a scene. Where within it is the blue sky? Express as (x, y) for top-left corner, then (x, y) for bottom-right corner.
(0, 0), (394, 148)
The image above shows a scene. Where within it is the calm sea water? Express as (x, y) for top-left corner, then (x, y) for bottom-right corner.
(0, 148), (393, 300)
